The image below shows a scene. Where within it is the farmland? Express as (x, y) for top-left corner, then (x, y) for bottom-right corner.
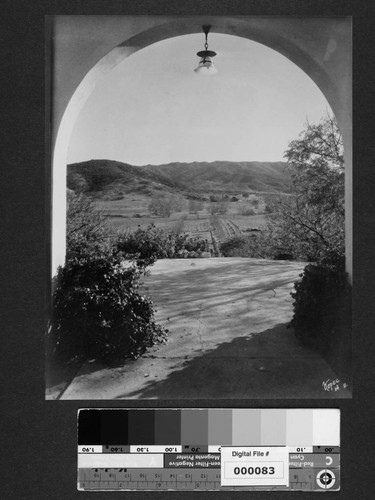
(68, 158), (291, 254)
(95, 194), (268, 255)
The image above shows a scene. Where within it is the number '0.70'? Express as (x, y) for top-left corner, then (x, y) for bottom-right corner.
(234, 467), (275, 475)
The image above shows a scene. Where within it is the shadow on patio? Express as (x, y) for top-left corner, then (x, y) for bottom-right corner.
(101, 322), (349, 400)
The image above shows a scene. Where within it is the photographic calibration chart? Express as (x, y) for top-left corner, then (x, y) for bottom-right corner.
(78, 408), (340, 492)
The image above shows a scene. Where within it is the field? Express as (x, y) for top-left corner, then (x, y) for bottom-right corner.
(95, 194), (268, 254)
(71, 158), (292, 254)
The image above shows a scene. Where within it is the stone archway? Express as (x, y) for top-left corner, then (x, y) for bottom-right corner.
(51, 16), (352, 277)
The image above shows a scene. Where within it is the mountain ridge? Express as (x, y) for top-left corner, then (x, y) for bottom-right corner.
(67, 159), (291, 197)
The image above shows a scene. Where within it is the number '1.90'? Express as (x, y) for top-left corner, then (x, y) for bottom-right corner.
(234, 466), (275, 475)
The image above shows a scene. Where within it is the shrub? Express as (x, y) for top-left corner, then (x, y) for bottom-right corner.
(290, 256), (351, 360)
(178, 235), (209, 253)
(116, 224), (210, 262)
(221, 237), (249, 257)
(51, 253), (168, 363)
(116, 224), (175, 264)
(241, 207), (256, 216)
(220, 236), (263, 258)
(50, 192), (168, 364)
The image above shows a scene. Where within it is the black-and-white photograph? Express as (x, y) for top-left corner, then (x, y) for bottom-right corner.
(46, 16), (352, 400)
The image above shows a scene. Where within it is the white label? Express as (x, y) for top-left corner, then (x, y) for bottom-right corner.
(221, 447), (289, 486)
(78, 453), (164, 469)
(78, 446), (103, 453)
(129, 445), (182, 453)
(288, 446), (313, 453)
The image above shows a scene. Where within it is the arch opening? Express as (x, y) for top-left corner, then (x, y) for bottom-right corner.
(51, 17), (352, 278)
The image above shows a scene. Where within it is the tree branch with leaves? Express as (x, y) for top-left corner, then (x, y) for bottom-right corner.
(258, 114), (345, 262)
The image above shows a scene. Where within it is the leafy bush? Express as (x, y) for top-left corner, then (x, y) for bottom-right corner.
(116, 224), (210, 262)
(116, 225), (174, 264)
(220, 236), (254, 257)
(52, 253), (168, 362)
(241, 206), (256, 216)
(50, 192), (168, 364)
(180, 235), (209, 253)
(290, 256), (351, 359)
(220, 234), (273, 258)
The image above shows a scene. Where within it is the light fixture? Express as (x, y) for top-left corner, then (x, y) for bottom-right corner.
(194, 25), (218, 75)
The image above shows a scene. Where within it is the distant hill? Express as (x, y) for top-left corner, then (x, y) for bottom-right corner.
(141, 161), (291, 193)
(67, 159), (291, 198)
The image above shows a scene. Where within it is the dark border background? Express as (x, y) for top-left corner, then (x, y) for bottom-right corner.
(2, 0), (375, 498)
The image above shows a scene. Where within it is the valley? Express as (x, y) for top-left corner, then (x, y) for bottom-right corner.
(68, 159), (291, 253)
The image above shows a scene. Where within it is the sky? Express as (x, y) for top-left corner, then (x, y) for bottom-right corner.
(67, 33), (332, 166)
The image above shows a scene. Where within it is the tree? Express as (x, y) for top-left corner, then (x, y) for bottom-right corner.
(66, 191), (112, 261)
(284, 113), (344, 217)
(148, 196), (173, 217)
(259, 114), (345, 262)
(210, 201), (228, 215)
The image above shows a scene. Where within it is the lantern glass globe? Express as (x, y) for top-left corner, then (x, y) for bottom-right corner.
(194, 57), (218, 75)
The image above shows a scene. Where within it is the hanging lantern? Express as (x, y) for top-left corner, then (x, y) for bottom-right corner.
(194, 25), (218, 75)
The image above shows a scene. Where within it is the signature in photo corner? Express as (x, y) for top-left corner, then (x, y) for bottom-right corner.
(322, 378), (349, 392)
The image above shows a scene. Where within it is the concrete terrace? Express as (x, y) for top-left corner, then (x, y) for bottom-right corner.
(47, 258), (351, 400)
